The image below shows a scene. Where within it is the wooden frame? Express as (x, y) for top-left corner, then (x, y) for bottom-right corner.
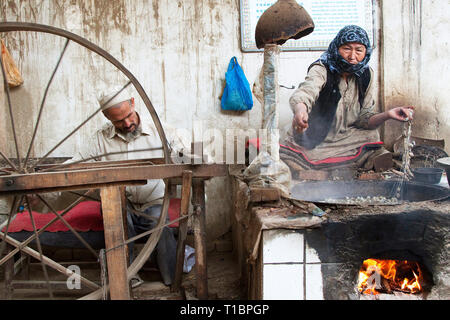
(0, 160), (227, 299)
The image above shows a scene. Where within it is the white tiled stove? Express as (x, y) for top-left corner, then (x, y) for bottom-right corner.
(262, 229), (324, 300)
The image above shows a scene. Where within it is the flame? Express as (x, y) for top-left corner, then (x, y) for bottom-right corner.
(357, 259), (424, 295)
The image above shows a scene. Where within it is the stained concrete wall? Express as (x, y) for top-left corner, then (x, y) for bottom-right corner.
(0, 0), (389, 242)
(381, 0), (450, 153)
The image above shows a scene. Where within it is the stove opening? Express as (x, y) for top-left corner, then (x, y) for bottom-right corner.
(357, 259), (432, 296)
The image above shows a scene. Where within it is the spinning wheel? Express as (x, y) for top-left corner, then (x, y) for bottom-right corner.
(0, 22), (176, 299)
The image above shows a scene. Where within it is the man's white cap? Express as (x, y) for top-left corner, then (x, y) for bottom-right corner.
(98, 87), (130, 111)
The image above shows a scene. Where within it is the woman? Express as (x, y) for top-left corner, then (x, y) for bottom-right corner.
(282, 25), (414, 171)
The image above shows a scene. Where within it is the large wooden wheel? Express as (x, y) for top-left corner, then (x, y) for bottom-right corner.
(0, 22), (173, 299)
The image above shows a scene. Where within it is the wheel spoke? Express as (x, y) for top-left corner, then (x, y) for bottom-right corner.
(0, 195), (22, 258)
(0, 189), (96, 266)
(0, 150), (19, 172)
(23, 38), (70, 170)
(29, 81), (132, 170)
(0, 52), (22, 171)
(0, 22), (173, 300)
(37, 194), (99, 259)
(24, 195), (54, 299)
(68, 191), (100, 202)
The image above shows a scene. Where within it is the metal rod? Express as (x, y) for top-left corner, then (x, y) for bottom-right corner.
(23, 38), (70, 170)
(37, 194), (99, 259)
(29, 81), (132, 170)
(0, 50), (22, 171)
(25, 195), (54, 299)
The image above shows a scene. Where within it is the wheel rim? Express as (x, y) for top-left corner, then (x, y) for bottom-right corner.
(0, 22), (172, 299)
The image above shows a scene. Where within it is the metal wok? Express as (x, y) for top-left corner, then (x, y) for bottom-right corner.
(290, 180), (450, 205)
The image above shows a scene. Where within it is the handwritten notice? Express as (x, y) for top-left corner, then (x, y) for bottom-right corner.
(240, 0), (374, 51)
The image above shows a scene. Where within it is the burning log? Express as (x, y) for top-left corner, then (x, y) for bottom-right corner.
(357, 259), (426, 296)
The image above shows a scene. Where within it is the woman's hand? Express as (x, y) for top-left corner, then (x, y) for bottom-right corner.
(387, 106), (415, 122)
(293, 103), (309, 133)
(367, 106), (415, 129)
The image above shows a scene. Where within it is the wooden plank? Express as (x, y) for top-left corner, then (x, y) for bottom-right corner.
(120, 186), (129, 266)
(34, 158), (166, 171)
(249, 187), (281, 202)
(11, 280), (95, 290)
(172, 170), (192, 292)
(192, 179), (208, 299)
(0, 163), (227, 194)
(0, 180), (147, 196)
(100, 186), (130, 300)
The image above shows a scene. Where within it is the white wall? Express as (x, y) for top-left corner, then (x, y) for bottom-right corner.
(381, 0), (450, 153)
(1, 0), (382, 240)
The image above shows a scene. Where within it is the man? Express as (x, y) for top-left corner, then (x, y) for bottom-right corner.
(72, 88), (185, 287)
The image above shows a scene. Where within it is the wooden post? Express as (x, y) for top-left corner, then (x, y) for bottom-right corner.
(171, 170), (192, 292)
(100, 186), (130, 300)
(3, 245), (14, 299)
(191, 178), (208, 299)
(119, 186), (129, 266)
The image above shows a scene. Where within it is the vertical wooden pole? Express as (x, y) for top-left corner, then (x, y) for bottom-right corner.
(171, 171), (192, 292)
(100, 186), (130, 300)
(3, 245), (14, 299)
(192, 178), (208, 299)
(119, 186), (129, 266)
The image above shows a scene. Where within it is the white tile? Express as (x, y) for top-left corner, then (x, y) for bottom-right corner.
(263, 264), (304, 300)
(305, 242), (321, 263)
(305, 264), (324, 300)
(262, 229), (304, 263)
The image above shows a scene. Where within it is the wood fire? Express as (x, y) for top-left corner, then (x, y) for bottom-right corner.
(357, 259), (424, 295)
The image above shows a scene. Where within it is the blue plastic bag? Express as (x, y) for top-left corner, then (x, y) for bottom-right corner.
(221, 57), (253, 111)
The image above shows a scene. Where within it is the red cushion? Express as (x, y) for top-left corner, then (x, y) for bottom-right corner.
(3, 201), (103, 233)
(3, 199), (182, 233)
(3, 198), (182, 234)
(168, 198), (181, 228)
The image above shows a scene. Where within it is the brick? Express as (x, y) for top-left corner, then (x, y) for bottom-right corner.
(358, 172), (384, 180)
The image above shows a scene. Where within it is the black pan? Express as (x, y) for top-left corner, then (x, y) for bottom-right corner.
(290, 180), (450, 205)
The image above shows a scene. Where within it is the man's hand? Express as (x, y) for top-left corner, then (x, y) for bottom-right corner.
(387, 106), (415, 122)
(293, 103), (309, 133)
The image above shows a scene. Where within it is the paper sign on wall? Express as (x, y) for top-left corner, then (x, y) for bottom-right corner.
(240, 0), (374, 52)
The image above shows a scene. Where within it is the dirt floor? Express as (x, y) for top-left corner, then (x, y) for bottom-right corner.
(0, 244), (244, 300)
(133, 249), (244, 300)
